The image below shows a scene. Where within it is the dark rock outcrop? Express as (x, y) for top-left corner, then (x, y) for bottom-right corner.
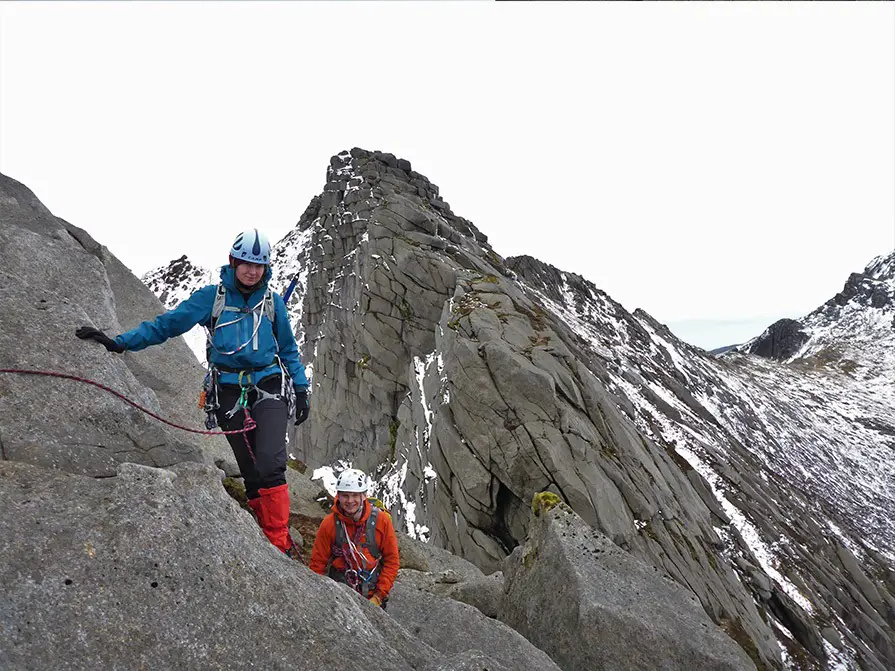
(141, 254), (214, 363)
(742, 318), (809, 360)
(742, 252), (895, 375)
(833, 272), (893, 310)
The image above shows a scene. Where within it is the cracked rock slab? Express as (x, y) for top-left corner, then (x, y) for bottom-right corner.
(500, 502), (757, 671)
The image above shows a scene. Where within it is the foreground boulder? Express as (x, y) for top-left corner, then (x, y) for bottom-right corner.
(388, 583), (560, 671)
(0, 460), (439, 670)
(397, 534), (504, 619)
(499, 495), (757, 671)
(431, 650), (512, 671)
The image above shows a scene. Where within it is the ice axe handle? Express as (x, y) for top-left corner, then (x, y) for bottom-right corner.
(283, 276), (298, 303)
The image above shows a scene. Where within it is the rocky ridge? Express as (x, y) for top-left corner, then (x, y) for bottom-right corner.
(742, 252), (895, 379)
(279, 150), (892, 669)
(144, 150), (893, 670)
(1, 168), (762, 671)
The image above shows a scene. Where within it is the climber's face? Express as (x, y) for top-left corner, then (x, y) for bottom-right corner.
(235, 261), (265, 287)
(338, 491), (365, 519)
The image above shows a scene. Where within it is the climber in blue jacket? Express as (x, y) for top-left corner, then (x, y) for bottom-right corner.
(76, 228), (309, 560)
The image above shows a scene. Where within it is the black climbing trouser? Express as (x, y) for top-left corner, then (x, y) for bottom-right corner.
(214, 375), (288, 500)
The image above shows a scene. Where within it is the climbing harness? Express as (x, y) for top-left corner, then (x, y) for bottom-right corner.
(0, 369), (257, 438)
(327, 506), (382, 597)
(201, 282), (296, 432)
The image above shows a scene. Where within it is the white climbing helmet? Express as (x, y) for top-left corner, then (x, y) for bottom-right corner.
(336, 468), (369, 493)
(229, 228), (271, 265)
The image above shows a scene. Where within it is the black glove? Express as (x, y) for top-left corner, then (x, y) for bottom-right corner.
(294, 390), (310, 426)
(76, 326), (126, 353)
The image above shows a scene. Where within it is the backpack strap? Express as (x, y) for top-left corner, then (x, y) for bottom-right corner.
(211, 283), (277, 330)
(210, 283), (227, 331)
(204, 284), (229, 365)
(327, 508), (381, 565)
(364, 506), (381, 559)
(327, 509), (382, 597)
(263, 288), (276, 327)
(325, 516), (347, 575)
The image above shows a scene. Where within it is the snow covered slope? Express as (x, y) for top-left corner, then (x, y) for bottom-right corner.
(509, 253), (894, 670)
(141, 255), (214, 363)
(743, 252), (895, 379)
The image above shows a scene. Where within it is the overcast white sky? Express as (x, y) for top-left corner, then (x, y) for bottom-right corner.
(1, 3), (893, 349)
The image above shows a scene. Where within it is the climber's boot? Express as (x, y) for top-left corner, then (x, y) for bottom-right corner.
(256, 484), (295, 554)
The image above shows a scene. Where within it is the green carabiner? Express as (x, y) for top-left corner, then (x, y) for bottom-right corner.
(237, 371), (250, 408)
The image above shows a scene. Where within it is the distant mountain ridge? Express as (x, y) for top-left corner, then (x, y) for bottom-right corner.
(741, 252), (895, 376)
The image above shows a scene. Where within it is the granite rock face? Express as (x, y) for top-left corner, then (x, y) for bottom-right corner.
(0, 460), (441, 670)
(388, 582), (561, 671)
(0, 174), (226, 476)
(277, 150), (785, 667)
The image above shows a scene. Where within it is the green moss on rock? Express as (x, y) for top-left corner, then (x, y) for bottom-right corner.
(286, 458), (307, 474)
(222, 477), (249, 511)
(641, 521), (660, 543)
(719, 617), (766, 670)
(522, 547), (538, 568)
(388, 420), (401, 461)
(532, 491), (562, 517)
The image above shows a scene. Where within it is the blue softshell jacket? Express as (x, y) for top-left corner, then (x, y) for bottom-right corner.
(115, 266), (309, 390)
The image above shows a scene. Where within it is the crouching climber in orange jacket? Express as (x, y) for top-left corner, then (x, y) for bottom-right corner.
(309, 468), (400, 608)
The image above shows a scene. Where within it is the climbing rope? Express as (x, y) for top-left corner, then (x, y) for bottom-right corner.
(332, 520), (380, 594)
(0, 368), (257, 438)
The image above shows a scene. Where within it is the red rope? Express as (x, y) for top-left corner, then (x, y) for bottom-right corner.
(0, 368), (256, 437)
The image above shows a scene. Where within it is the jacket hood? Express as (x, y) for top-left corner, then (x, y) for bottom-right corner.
(219, 264), (272, 292)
